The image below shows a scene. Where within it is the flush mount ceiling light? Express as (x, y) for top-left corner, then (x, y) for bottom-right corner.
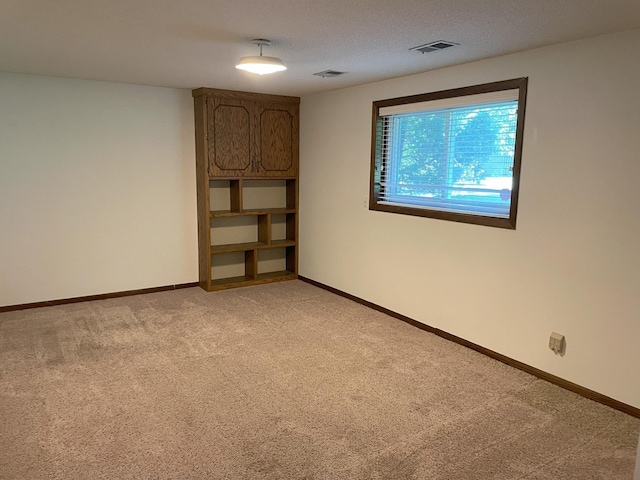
(235, 39), (287, 75)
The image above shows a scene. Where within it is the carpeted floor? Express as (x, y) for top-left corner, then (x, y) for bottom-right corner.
(0, 280), (638, 479)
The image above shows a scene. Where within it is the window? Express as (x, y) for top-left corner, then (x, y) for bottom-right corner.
(370, 78), (528, 229)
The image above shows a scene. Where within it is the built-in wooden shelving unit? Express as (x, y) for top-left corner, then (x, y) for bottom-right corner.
(193, 89), (300, 291)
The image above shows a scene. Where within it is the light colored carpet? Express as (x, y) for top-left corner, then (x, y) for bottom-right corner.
(0, 280), (637, 479)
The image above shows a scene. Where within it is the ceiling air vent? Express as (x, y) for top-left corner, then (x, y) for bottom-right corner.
(313, 70), (347, 78)
(410, 40), (458, 54)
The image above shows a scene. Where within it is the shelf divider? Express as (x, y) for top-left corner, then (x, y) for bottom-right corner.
(230, 179), (242, 213)
(258, 214), (271, 245)
(245, 250), (257, 280)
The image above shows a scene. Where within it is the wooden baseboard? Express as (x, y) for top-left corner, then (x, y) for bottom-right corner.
(298, 276), (640, 419)
(0, 282), (200, 313)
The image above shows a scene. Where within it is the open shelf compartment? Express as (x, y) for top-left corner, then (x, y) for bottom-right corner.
(204, 178), (297, 291)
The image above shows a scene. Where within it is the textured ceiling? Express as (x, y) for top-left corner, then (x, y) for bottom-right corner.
(1, 0), (639, 97)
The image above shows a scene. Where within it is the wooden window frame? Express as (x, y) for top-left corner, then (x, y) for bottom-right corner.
(369, 78), (528, 229)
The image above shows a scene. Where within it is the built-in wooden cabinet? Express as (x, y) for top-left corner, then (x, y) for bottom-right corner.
(197, 89), (299, 178)
(193, 88), (300, 291)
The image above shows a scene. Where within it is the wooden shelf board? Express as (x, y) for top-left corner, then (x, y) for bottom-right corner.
(210, 208), (295, 218)
(210, 275), (254, 288)
(209, 209), (240, 217)
(208, 272), (297, 291)
(268, 239), (296, 248)
(208, 176), (296, 181)
(210, 240), (295, 254)
(210, 242), (265, 254)
(256, 271), (297, 281)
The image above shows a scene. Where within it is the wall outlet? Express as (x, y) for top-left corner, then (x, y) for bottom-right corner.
(549, 332), (565, 354)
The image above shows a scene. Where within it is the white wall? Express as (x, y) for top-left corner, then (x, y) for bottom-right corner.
(299, 29), (640, 407)
(0, 74), (197, 306)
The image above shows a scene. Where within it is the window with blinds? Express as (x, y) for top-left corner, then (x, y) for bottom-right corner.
(370, 78), (528, 229)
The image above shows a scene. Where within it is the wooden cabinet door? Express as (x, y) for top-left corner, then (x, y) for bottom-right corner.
(254, 102), (299, 177)
(207, 98), (254, 177)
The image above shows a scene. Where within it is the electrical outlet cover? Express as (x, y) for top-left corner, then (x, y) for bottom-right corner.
(549, 332), (565, 353)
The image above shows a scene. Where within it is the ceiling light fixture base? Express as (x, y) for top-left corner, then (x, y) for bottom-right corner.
(251, 39), (272, 47)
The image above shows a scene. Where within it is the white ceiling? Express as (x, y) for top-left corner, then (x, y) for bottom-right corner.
(1, 0), (639, 97)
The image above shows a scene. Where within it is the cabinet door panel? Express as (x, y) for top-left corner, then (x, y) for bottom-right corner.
(256, 103), (298, 177)
(208, 99), (253, 176)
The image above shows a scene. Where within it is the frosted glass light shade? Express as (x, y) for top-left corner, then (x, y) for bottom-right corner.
(235, 56), (287, 75)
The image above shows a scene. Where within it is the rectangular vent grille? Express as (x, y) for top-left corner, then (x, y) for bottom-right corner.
(410, 41), (458, 54)
(313, 70), (346, 78)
